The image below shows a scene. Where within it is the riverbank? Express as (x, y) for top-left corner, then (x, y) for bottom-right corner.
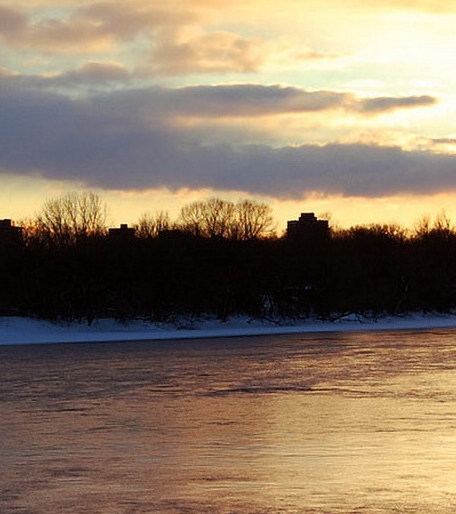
(2, 312), (456, 345)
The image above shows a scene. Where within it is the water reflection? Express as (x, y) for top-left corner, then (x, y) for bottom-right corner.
(2, 330), (456, 512)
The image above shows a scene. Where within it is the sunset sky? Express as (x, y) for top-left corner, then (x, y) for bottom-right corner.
(2, 0), (456, 230)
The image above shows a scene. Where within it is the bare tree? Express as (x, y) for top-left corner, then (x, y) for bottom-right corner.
(414, 211), (454, 240)
(179, 198), (236, 238)
(178, 197), (276, 240)
(35, 191), (108, 245)
(179, 201), (206, 236)
(204, 198), (236, 239)
(135, 210), (171, 238)
(413, 214), (431, 238)
(433, 210), (453, 232)
(235, 199), (275, 240)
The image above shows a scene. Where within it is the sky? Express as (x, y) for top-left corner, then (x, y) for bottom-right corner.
(2, 0), (456, 231)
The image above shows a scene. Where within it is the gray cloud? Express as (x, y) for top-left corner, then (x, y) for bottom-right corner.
(55, 62), (131, 87)
(163, 85), (348, 116)
(0, 78), (452, 199)
(359, 95), (437, 113)
(0, 63), (131, 90)
(165, 86), (437, 116)
(0, 72), (435, 116)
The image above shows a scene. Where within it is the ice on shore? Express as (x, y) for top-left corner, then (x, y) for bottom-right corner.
(2, 313), (456, 346)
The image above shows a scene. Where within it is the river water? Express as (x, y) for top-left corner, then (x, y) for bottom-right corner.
(2, 329), (456, 513)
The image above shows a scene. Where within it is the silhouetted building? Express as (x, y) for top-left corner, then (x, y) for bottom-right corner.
(0, 219), (23, 245)
(286, 212), (329, 240)
(108, 223), (135, 241)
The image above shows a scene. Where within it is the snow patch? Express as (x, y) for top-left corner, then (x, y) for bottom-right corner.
(2, 313), (456, 345)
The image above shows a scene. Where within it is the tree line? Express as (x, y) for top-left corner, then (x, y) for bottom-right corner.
(22, 192), (276, 245)
(1, 192), (456, 324)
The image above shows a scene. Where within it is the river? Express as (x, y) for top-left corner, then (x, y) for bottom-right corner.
(2, 328), (456, 513)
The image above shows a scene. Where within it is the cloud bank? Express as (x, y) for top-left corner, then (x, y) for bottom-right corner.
(0, 75), (452, 199)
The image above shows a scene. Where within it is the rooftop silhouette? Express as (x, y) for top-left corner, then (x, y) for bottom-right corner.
(286, 212), (329, 239)
(0, 219), (23, 245)
(108, 223), (136, 240)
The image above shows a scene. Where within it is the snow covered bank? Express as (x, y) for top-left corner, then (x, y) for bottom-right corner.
(2, 313), (456, 345)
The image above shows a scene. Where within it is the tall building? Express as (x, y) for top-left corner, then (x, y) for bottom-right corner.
(108, 223), (136, 241)
(0, 219), (23, 245)
(286, 213), (329, 239)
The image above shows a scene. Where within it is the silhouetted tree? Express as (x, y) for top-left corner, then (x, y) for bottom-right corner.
(34, 191), (108, 246)
(178, 197), (275, 240)
(135, 210), (171, 239)
(234, 200), (275, 240)
(179, 198), (236, 238)
(406, 212), (456, 312)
